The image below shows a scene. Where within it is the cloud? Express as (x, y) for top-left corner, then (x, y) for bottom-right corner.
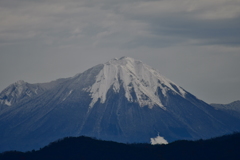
(116, 0), (240, 48)
(1, 0), (239, 49)
(0, 0), (240, 104)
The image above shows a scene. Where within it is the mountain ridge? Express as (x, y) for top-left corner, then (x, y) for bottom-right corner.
(211, 100), (240, 119)
(0, 57), (240, 152)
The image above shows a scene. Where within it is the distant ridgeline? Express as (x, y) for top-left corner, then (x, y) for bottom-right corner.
(1, 133), (240, 160)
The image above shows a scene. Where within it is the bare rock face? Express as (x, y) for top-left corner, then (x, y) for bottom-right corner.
(0, 57), (240, 152)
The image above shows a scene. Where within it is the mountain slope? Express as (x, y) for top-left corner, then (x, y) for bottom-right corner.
(0, 57), (240, 152)
(211, 100), (240, 112)
(211, 100), (240, 119)
(0, 78), (69, 108)
(84, 57), (186, 108)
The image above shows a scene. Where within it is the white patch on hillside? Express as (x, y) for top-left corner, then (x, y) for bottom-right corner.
(62, 90), (73, 101)
(34, 87), (39, 94)
(0, 99), (12, 106)
(85, 57), (186, 109)
(150, 134), (168, 145)
(5, 100), (11, 106)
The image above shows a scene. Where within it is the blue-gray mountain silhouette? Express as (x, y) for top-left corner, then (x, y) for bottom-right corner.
(0, 57), (240, 152)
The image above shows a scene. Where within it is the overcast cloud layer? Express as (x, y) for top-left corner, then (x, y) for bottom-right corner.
(1, 0), (240, 104)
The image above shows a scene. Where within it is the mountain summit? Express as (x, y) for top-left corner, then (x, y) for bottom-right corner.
(0, 57), (240, 152)
(85, 57), (186, 108)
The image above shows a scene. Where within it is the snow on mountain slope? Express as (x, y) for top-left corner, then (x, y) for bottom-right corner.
(0, 78), (69, 107)
(84, 57), (186, 109)
(0, 57), (186, 109)
(0, 80), (39, 106)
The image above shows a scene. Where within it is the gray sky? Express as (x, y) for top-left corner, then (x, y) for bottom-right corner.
(1, 0), (240, 104)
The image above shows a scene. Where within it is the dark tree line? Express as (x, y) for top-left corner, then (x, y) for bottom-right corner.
(1, 133), (240, 160)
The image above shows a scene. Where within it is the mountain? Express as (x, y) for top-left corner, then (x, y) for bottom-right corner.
(0, 57), (240, 152)
(1, 133), (240, 160)
(211, 100), (240, 119)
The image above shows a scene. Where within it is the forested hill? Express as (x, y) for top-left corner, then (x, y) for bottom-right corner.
(1, 133), (240, 160)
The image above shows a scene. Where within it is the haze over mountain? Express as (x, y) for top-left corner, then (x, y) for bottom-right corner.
(0, 57), (240, 152)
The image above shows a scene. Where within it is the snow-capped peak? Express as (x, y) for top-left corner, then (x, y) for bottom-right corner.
(84, 57), (186, 109)
(0, 80), (39, 106)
